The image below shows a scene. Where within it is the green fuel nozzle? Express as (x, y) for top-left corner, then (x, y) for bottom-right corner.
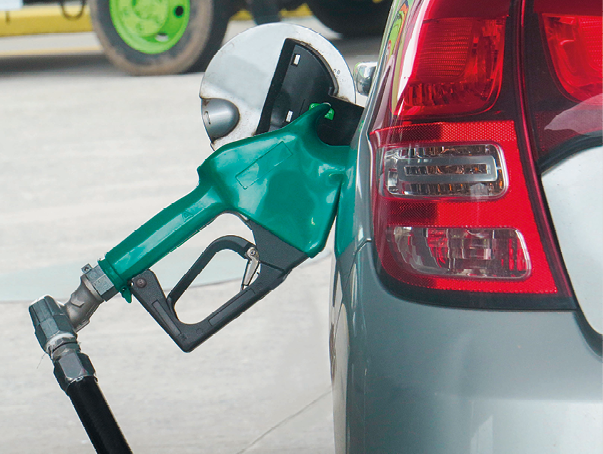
(64, 104), (351, 351)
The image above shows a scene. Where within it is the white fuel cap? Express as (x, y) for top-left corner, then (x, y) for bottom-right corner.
(199, 23), (356, 150)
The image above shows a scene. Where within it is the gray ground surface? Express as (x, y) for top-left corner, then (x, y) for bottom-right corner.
(0, 18), (380, 453)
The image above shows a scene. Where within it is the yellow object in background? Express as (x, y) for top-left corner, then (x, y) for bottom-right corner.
(232, 4), (312, 20)
(0, 4), (311, 38)
(0, 5), (92, 37)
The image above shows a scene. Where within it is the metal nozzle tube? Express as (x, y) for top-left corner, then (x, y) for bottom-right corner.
(62, 274), (104, 332)
(61, 264), (118, 332)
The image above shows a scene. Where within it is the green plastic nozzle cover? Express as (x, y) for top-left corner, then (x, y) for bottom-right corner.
(98, 104), (351, 299)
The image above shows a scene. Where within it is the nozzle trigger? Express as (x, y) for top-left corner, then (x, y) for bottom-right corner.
(242, 247), (260, 290)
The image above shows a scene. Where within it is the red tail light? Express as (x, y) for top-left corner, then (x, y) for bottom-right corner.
(399, 17), (506, 117)
(541, 15), (602, 103)
(369, 0), (576, 308)
(526, 0), (602, 163)
(371, 121), (558, 294)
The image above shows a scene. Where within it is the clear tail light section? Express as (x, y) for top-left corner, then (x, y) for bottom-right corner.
(390, 227), (530, 279)
(368, 0), (575, 308)
(382, 143), (507, 198)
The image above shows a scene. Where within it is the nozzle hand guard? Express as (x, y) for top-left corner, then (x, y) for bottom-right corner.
(130, 221), (307, 352)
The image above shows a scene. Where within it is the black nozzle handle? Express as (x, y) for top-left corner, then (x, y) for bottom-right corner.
(131, 224), (308, 352)
(131, 259), (286, 352)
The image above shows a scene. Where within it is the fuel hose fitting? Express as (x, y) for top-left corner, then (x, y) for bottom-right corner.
(29, 296), (132, 454)
(62, 264), (118, 332)
(30, 295), (95, 388)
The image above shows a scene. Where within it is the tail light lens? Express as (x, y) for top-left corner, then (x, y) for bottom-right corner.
(368, 0), (575, 308)
(371, 121), (559, 295)
(381, 142), (507, 198)
(541, 14), (602, 103)
(398, 17), (506, 117)
(390, 227), (530, 279)
(526, 0), (602, 164)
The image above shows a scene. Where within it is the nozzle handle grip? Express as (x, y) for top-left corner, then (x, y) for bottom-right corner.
(100, 181), (226, 295)
(130, 224), (308, 352)
(131, 264), (283, 352)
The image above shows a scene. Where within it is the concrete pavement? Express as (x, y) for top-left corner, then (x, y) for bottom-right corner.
(1, 258), (335, 453)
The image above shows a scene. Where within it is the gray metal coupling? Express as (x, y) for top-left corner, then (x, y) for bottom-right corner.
(62, 264), (118, 331)
(51, 342), (96, 392)
(82, 264), (118, 302)
(29, 296), (96, 391)
(29, 295), (77, 355)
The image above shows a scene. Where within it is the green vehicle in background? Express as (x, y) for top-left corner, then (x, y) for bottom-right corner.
(1, 0), (392, 75)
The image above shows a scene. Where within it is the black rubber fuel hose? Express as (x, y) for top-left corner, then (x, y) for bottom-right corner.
(66, 376), (132, 454)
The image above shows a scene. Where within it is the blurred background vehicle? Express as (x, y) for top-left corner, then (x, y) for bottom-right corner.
(331, 0), (602, 452)
(0, 0), (392, 74)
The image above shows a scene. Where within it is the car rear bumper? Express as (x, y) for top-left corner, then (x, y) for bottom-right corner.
(331, 243), (603, 454)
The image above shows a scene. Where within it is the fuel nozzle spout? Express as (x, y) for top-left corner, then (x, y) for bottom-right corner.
(61, 264), (118, 332)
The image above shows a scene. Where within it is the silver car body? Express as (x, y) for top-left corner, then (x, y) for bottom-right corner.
(330, 1), (603, 452)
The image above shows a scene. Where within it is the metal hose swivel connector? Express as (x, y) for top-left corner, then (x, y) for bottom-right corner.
(29, 263), (119, 386)
(30, 296), (133, 453)
(29, 295), (95, 390)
